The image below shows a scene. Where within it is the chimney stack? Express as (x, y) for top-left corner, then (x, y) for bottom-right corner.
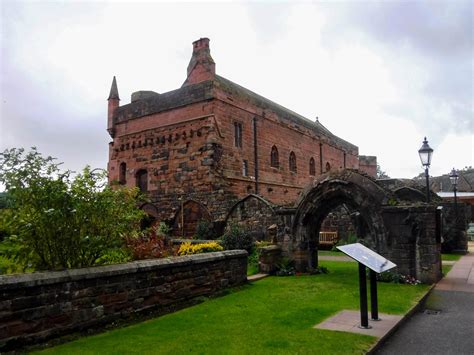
(183, 37), (215, 86)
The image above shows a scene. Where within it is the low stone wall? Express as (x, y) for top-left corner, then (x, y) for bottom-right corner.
(0, 250), (247, 351)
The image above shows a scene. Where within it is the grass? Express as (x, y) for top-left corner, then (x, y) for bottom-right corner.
(441, 253), (462, 261)
(442, 264), (453, 276)
(38, 261), (429, 355)
(318, 250), (344, 257)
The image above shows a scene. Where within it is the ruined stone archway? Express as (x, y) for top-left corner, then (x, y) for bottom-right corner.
(139, 202), (160, 229)
(172, 200), (212, 238)
(292, 170), (394, 271)
(224, 194), (282, 242)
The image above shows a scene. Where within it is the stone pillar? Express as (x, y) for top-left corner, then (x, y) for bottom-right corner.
(414, 206), (442, 284)
(441, 202), (468, 253)
(258, 245), (282, 274)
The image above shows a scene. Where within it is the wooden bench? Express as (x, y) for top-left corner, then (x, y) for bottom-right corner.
(319, 231), (338, 247)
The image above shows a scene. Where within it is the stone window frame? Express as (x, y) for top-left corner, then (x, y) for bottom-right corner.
(119, 162), (127, 185)
(309, 157), (316, 176)
(289, 151), (297, 173)
(136, 168), (148, 192)
(234, 121), (243, 148)
(270, 145), (279, 168)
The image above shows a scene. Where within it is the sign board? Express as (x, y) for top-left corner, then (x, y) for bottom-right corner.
(337, 243), (396, 273)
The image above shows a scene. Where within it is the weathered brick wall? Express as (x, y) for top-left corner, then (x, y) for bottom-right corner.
(358, 155), (377, 178)
(212, 98), (359, 207)
(0, 250), (247, 351)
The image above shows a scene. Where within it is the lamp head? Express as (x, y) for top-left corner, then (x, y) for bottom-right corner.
(418, 137), (433, 167)
(449, 168), (459, 187)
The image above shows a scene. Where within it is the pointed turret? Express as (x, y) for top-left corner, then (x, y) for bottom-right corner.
(182, 38), (215, 86)
(108, 76), (120, 100)
(107, 76), (120, 137)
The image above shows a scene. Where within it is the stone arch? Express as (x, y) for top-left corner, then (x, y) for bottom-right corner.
(173, 200), (212, 238)
(225, 194), (280, 242)
(292, 170), (392, 271)
(139, 202), (160, 229)
(393, 186), (426, 203)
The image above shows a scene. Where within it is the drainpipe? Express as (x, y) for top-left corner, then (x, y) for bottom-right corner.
(253, 117), (259, 194)
(319, 143), (323, 173)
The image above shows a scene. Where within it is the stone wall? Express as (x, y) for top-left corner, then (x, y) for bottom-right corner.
(440, 202), (468, 253)
(381, 205), (441, 283)
(0, 250), (247, 351)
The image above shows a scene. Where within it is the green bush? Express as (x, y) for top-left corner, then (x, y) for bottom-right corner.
(247, 247), (259, 276)
(0, 147), (146, 271)
(220, 222), (253, 252)
(275, 257), (295, 276)
(194, 219), (211, 240)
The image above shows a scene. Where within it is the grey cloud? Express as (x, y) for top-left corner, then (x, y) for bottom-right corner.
(320, 0), (473, 141)
(246, 3), (290, 43)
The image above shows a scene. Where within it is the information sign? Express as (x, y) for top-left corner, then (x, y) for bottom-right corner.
(337, 243), (396, 273)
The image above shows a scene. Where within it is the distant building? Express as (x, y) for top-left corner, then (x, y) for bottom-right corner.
(430, 169), (474, 206)
(106, 38), (377, 236)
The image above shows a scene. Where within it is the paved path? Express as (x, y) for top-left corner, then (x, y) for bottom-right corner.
(374, 243), (474, 355)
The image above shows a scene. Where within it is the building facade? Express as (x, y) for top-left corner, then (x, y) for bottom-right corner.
(107, 38), (376, 236)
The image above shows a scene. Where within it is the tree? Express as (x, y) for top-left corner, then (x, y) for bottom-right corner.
(376, 164), (390, 179)
(0, 147), (146, 270)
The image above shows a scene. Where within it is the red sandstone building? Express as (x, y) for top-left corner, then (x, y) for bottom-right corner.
(107, 38), (376, 236)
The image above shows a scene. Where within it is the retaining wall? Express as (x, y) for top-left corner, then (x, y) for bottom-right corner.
(0, 250), (247, 351)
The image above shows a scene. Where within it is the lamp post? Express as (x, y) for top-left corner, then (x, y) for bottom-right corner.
(418, 137), (434, 203)
(449, 167), (459, 211)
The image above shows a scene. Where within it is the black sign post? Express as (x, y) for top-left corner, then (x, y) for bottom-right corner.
(358, 263), (370, 328)
(370, 269), (380, 321)
(337, 243), (396, 329)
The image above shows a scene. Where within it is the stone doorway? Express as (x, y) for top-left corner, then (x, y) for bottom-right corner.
(292, 170), (388, 271)
(172, 200), (212, 238)
(290, 170), (442, 283)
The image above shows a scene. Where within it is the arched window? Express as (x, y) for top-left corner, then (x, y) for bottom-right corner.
(136, 169), (148, 192)
(271, 146), (279, 168)
(119, 162), (127, 185)
(309, 157), (316, 176)
(289, 151), (297, 173)
(325, 162), (331, 172)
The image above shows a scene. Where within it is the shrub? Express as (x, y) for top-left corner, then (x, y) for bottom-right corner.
(125, 226), (175, 260)
(0, 147), (146, 270)
(275, 257), (295, 276)
(247, 247), (259, 276)
(377, 271), (421, 285)
(157, 222), (171, 237)
(220, 222), (253, 252)
(194, 219), (211, 240)
(177, 241), (223, 256)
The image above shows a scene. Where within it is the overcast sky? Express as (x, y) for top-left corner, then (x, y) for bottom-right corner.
(1, 0), (472, 180)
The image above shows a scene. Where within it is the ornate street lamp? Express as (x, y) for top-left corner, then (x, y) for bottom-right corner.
(449, 168), (459, 208)
(418, 137), (434, 202)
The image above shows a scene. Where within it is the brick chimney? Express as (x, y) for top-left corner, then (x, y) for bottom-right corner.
(107, 76), (120, 138)
(183, 38), (215, 86)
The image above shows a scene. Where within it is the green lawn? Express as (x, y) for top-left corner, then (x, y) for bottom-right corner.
(318, 250), (344, 257)
(38, 261), (430, 355)
(441, 253), (462, 261)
